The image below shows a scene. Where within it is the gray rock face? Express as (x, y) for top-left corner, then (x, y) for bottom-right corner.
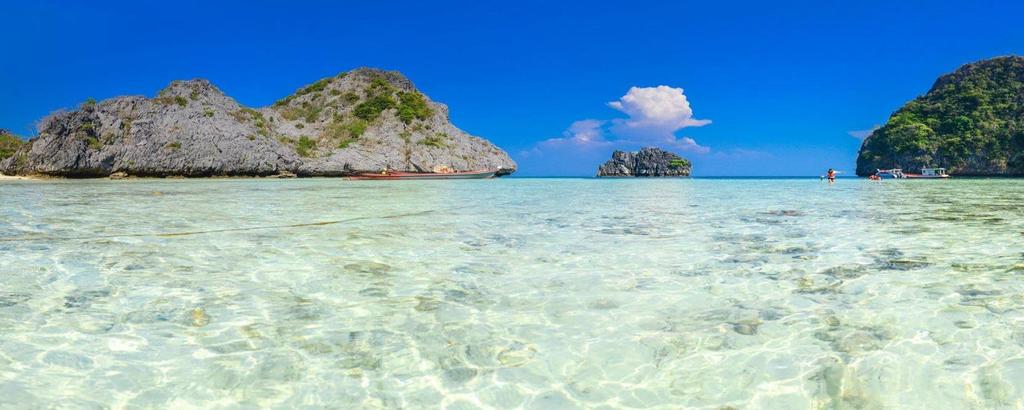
(596, 147), (691, 177)
(0, 68), (516, 177)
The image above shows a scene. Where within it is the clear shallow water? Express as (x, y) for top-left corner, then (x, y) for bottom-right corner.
(1, 178), (1024, 408)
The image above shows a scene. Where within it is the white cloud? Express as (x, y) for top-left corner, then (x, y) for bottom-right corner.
(529, 119), (610, 151)
(607, 86), (711, 153)
(848, 125), (880, 140)
(608, 86), (711, 130)
(519, 119), (610, 159)
(667, 137), (710, 154)
(522, 85), (713, 164)
(563, 119), (607, 144)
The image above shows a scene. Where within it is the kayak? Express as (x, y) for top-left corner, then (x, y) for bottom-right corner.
(347, 170), (497, 180)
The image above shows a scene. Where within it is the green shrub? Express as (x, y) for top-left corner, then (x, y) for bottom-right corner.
(280, 107), (301, 121)
(354, 94), (395, 121)
(346, 119), (367, 138)
(368, 74), (395, 94)
(119, 118), (134, 136)
(295, 123), (304, 129)
(231, 108), (270, 136)
(167, 141), (182, 150)
(203, 109), (214, 118)
(325, 117), (367, 149)
(244, 108), (264, 122)
(329, 89), (341, 96)
(279, 103), (322, 123)
(273, 96), (294, 107)
(397, 92), (432, 124)
(85, 135), (102, 150)
(303, 104), (323, 123)
(273, 77), (335, 107)
(295, 135), (316, 157)
(174, 96), (188, 107)
(300, 78), (331, 95)
(0, 132), (24, 160)
(343, 92), (360, 104)
(419, 133), (447, 148)
(669, 159), (690, 168)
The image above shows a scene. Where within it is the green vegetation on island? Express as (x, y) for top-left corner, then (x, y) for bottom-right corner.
(856, 56), (1024, 176)
(0, 68), (516, 177)
(0, 130), (25, 160)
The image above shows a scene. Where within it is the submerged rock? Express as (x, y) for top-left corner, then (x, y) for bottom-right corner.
(0, 69), (516, 177)
(596, 147), (691, 177)
(190, 307), (210, 327)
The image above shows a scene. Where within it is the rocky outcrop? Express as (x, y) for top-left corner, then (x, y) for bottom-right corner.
(0, 68), (516, 177)
(596, 147), (691, 177)
(856, 56), (1024, 176)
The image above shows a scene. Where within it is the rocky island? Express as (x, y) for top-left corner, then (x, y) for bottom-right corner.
(0, 68), (515, 178)
(856, 56), (1024, 176)
(596, 147), (692, 177)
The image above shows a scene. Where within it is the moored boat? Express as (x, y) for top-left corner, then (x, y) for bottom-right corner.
(347, 169), (497, 180)
(874, 168), (950, 179)
(875, 168), (906, 179)
(904, 167), (950, 179)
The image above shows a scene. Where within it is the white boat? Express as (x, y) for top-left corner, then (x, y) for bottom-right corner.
(875, 168), (906, 179)
(874, 167), (949, 179)
(908, 168), (950, 179)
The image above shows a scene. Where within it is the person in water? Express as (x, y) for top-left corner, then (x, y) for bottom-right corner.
(827, 168), (836, 183)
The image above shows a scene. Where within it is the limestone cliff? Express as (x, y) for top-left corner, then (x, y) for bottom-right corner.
(596, 147), (691, 177)
(0, 68), (515, 177)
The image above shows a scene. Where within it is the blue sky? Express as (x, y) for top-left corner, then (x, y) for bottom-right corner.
(2, 1), (1023, 176)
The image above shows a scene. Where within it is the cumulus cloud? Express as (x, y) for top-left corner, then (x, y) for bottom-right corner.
(848, 125), (880, 140)
(561, 119), (607, 145)
(608, 86), (711, 130)
(523, 119), (610, 154)
(521, 85), (712, 168)
(607, 86), (711, 153)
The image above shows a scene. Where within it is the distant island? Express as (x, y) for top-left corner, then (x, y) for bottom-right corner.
(0, 68), (516, 178)
(596, 147), (691, 177)
(856, 56), (1024, 176)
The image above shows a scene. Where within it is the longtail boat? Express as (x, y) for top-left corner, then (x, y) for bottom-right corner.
(347, 169), (497, 180)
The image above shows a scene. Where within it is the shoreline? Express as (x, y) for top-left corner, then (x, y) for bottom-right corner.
(0, 174), (35, 181)
(10, 169), (1018, 181)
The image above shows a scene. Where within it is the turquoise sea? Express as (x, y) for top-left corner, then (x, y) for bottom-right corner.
(2, 178), (1024, 408)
